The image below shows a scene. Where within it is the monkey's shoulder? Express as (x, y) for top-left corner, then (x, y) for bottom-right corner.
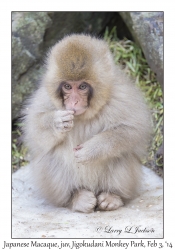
(27, 86), (60, 113)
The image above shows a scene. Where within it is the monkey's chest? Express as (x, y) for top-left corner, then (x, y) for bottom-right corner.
(57, 141), (103, 190)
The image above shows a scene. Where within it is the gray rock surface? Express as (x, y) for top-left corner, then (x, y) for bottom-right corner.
(120, 12), (163, 89)
(12, 12), (51, 119)
(12, 165), (163, 238)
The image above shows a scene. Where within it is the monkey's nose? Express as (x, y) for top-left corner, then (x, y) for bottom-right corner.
(72, 100), (78, 106)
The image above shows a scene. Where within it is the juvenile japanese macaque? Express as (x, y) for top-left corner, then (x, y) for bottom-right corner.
(22, 34), (151, 213)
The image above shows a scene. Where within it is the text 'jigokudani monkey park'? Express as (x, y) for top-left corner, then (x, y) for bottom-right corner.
(22, 34), (152, 213)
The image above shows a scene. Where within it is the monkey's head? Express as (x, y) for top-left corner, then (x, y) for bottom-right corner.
(44, 34), (117, 119)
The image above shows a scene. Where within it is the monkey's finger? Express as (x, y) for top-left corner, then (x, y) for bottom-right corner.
(55, 120), (73, 131)
(55, 110), (74, 117)
(63, 121), (74, 128)
(54, 115), (74, 124)
(74, 151), (87, 162)
(62, 115), (74, 122)
(63, 127), (73, 132)
(73, 144), (83, 151)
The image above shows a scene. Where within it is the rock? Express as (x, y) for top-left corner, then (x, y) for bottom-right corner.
(12, 12), (51, 119)
(12, 165), (163, 238)
(43, 12), (114, 49)
(120, 12), (163, 90)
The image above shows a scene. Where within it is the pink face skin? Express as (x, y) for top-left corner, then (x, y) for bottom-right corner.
(62, 80), (90, 116)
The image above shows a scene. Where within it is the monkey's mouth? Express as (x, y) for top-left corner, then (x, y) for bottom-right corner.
(68, 108), (87, 116)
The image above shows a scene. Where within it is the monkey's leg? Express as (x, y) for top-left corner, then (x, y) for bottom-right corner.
(69, 189), (97, 213)
(97, 192), (124, 211)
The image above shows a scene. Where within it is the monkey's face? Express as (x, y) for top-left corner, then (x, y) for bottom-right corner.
(45, 34), (113, 119)
(58, 80), (93, 116)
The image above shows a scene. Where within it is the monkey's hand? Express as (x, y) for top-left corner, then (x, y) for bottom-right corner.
(74, 140), (99, 164)
(54, 110), (74, 132)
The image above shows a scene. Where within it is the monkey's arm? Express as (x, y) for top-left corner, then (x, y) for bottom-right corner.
(24, 109), (74, 155)
(74, 124), (148, 163)
(38, 110), (74, 132)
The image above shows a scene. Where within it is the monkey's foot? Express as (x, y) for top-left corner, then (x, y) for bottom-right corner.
(97, 192), (124, 211)
(70, 189), (97, 213)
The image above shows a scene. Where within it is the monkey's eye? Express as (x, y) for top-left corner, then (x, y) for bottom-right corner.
(79, 83), (87, 90)
(64, 84), (72, 90)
